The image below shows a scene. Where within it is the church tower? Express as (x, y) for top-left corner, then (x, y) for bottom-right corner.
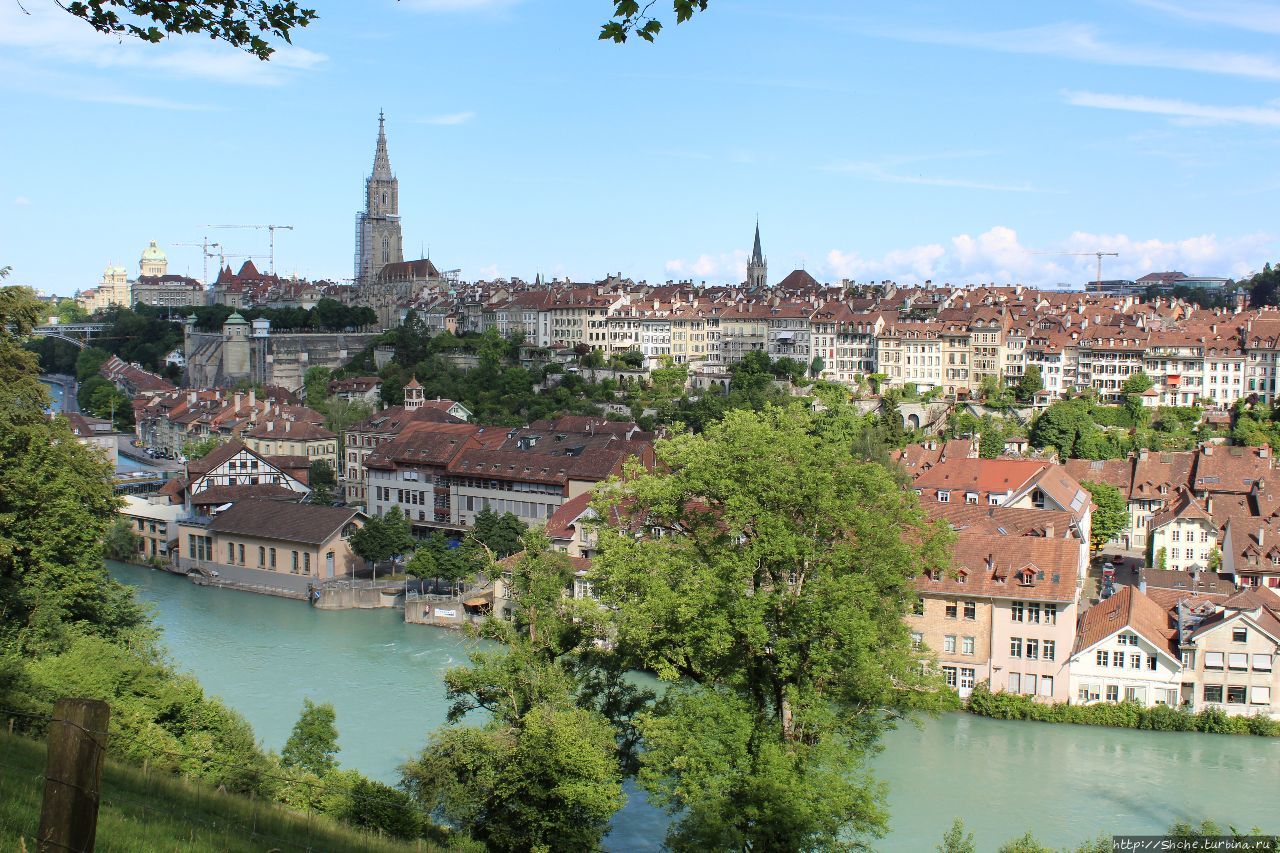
(355, 111), (404, 285)
(746, 220), (767, 289)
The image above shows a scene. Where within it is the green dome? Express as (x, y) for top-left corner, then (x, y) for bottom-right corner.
(224, 311), (249, 325)
(141, 240), (166, 261)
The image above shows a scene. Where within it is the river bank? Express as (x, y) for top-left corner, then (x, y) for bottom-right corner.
(109, 561), (1280, 851)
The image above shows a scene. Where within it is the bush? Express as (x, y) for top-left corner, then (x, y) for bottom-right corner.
(966, 683), (1278, 737)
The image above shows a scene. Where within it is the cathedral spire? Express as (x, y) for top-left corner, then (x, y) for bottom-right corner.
(751, 219), (763, 265)
(747, 219), (767, 289)
(372, 110), (393, 180)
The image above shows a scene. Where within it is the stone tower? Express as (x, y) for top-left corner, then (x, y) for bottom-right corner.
(747, 220), (767, 289)
(355, 111), (404, 285)
(223, 312), (251, 380)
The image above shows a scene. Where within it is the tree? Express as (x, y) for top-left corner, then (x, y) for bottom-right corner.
(472, 506), (526, 558)
(309, 460), (337, 506)
(1247, 261), (1280, 307)
(182, 435), (224, 460)
(938, 818), (977, 853)
(979, 427), (1004, 459)
(402, 530), (628, 851)
(809, 355), (826, 378)
(340, 778), (422, 840)
(1081, 481), (1127, 553)
(349, 506), (413, 576)
(1015, 365), (1043, 403)
(1029, 400), (1093, 458)
(303, 365), (332, 405)
(102, 517), (142, 562)
(600, 0), (709, 42)
(58, 0), (317, 60)
(591, 405), (953, 849)
(281, 698), (340, 777)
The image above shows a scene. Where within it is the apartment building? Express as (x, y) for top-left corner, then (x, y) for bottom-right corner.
(1147, 489), (1219, 572)
(1178, 588), (1280, 716)
(1069, 585), (1184, 707)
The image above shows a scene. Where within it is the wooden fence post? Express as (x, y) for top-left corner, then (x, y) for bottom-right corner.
(38, 698), (110, 853)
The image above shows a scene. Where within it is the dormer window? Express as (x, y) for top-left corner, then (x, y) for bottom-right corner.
(938, 490), (950, 504)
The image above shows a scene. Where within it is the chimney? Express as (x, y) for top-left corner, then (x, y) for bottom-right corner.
(1044, 522), (1055, 538)
(267, 420), (274, 432)
(249, 388), (256, 408)
(1139, 580), (1147, 594)
(188, 391), (196, 405)
(1206, 495), (1213, 515)
(1262, 447), (1271, 459)
(1259, 527), (1265, 547)
(1203, 446), (1213, 456)
(234, 392), (242, 410)
(1139, 448), (1149, 461)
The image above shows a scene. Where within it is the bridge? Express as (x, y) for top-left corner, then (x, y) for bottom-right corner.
(32, 323), (107, 348)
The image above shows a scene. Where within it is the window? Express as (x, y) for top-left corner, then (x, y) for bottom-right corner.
(1147, 654), (1157, 671)
(1043, 604), (1057, 625)
(938, 490), (950, 503)
(1253, 654), (1273, 672)
(1170, 548), (1180, 560)
(1171, 530), (1180, 543)
(1252, 686), (1272, 705)
(1130, 653), (1142, 670)
(1009, 673), (1021, 693)
(1096, 649), (1108, 667)
(1112, 651), (1125, 668)
(1232, 627), (1248, 643)
(1026, 639), (1040, 660)
(1040, 675), (1054, 697)
(963, 601), (976, 620)
(912, 597), (924, 616)
(1011, 638), (1023, 658)
(1043, 640), (1056, 661)
(238, 544), (245, 565)
(1203, 685), (1223, 703)
(942, 666), (958, 688)
(962, 636), (975, 655)
(1226, 686), (1247, 705)
(910, 632), (923, 651)
(1181, 650), (1195, 668)
(227, 542), (234, 563)
(1125, 686), (1145, 703)
(258, 546), (265, 567)
(1023, 673), (1036, 695)
(945, 602), (958, 619)
(1106, 685), (1119, 702)
(1228, 653), (1249, 671)
(943, 635), (957, 653)
(303, 553), (311, 575)
(1027, 603), (1041, 623)
(959, 668), (976, 689)
(1011, 601), (1024, 622)
(291, 551), (299, 574)
(1204, 652), (1225, 670)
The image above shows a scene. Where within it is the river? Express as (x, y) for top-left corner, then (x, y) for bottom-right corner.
(107, 562), (1280, 850)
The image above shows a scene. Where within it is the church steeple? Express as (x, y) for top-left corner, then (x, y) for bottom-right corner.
(372, 110), (393, 180)
(747, 219), (767, 289)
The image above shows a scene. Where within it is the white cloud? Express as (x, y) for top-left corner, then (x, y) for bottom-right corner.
(475, 263), (500, 279)
(827, 159), (1038, 193)
(822, 226), (1275, 286)
(876, 21), (1280, 81)
(1064, 90), (1280, 127)
(665, 250), (748, 282)
(13, 196), (30, 206)
(0, 2), (326, 86)
(1133, 0), (1280, 35)
(417, 111), (476, 126)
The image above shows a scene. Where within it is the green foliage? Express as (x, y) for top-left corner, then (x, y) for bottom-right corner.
(1157, 546), (1168, 570)
(979, 428), (1004, 459)
(1081, 480), (1127, 552)
(304, 365), (333, 405)
(591, 405), (954, 849)
(966, 683), (1280, 736)
(340, 777), (423, 840)
(61, 0), (317, 60)
(403, 530), (629, 851)
(938, 818), (977, 853)
(77, 375), (134, 429)
(471, 506), (526, 558)
(282, 698), (340, 777)
(1029, 399), (1093, 458)
(1246, 261), (1280, 307)
(183, 435), (225, 460)
(1015, 365), (1043, 402)
(349, 506), (414, 567)
(309, 460), (338, 506)
(103, 517), (142, 562)
(406, 532), (486, 588)
(75, 346), (111, 382)
(600, 0), (709, 42)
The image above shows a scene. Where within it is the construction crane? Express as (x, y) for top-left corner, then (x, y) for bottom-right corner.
(173, 239), (222, 285)
(207, 224), (294, 275)
(1029, 250), (1119, 288)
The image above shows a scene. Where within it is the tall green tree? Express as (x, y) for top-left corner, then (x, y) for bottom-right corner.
(472, 506), (526, 558)
(938, 818), (977, 853)
(349, 506), (413, 575)
(1015, 365), (1043, 402)
(309, 460), (337, 506)
(1081, 480), (1128, 554)
(103, 517), (142, 562)
(281, 698), (340, 777)
(402, 530), (628, 851)
(591, 405), (954, 850)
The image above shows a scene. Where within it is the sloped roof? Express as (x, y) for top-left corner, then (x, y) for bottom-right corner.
(207, 499), (359, 544)
(1073, 585), (1178, 658)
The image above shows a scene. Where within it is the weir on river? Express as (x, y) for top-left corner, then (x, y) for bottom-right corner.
(109, 562), (1280, 851)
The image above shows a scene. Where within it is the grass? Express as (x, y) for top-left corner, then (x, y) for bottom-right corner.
(0, 730), (436, 852)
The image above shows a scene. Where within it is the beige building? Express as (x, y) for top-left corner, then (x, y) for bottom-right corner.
(120, 495), (186, 562)
(177, 499), (365, 595)
(1180, 589), (1280, 718)
(244, 418), (338, 470)
(1147, 488), (1218, 572)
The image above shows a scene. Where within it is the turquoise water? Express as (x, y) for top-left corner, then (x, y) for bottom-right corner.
(109, 562), (1280, 851)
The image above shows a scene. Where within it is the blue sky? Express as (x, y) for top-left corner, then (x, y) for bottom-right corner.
(3, 0), (1279, 296)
